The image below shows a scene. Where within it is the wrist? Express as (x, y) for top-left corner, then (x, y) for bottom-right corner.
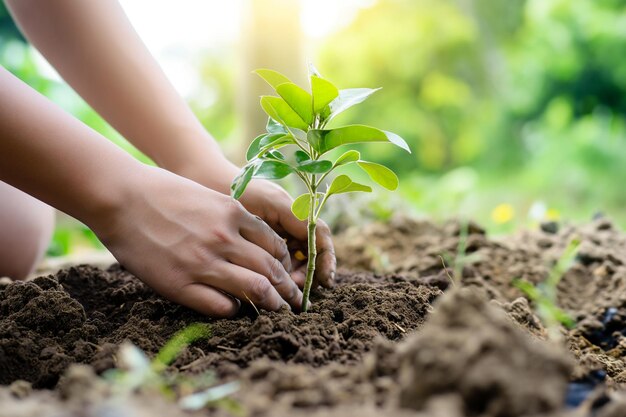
(76, 158), (150, 238)
(173, 147), (241, 195)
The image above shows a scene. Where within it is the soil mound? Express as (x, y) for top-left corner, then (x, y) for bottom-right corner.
(3, 216), (626, 416)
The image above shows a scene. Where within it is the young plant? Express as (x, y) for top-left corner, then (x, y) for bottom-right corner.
(514, 237), (581, 338)
(231, 65), (410, 312)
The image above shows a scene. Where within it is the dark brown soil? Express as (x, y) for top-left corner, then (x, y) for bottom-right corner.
(0, 265), (438, 389)
(3, 216), (626, 417)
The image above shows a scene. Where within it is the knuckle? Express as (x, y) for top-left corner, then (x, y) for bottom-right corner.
(267, 257), (285, 284)
(226, 198), (245, 217)
(212, 228), (235, 246)
(274, 237), (290, 261)
(185, 243), (217, 270)
(247, 276), (273, 304)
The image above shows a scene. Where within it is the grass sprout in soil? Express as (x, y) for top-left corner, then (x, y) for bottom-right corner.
(4, 216), (626, 416)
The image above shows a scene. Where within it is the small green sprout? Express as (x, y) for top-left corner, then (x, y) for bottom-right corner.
(440, 220), (481, 284)
(514, 238), (581, 336)
(231, 64), (410, 312)
(105, 323), (240, 412)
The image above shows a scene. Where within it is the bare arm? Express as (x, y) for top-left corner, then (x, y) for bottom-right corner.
(5, 0), (234, 183)
(6, 0), (336, 288)
(0, 66), (302, 315)
(0, 66), (138, 226)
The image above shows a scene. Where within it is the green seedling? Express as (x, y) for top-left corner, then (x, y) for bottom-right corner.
(231, 64), (410, 312)
(105, 323), (240, 413)
(514, 238), (581, 335)
(440, 220), (481, 284)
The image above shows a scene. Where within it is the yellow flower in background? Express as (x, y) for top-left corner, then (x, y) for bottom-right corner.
(546, 208), (561, 221)
(492, 203), (515, 224)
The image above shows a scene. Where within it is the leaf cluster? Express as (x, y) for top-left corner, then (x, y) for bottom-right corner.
(231, 65), (410, 222)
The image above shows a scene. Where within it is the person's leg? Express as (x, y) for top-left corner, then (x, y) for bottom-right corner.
(0, 181), (55, 279)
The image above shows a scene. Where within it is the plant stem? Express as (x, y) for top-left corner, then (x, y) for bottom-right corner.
(301, 185), (318, 312)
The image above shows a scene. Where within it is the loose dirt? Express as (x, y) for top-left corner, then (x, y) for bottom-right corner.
(2, 216), (626, 417)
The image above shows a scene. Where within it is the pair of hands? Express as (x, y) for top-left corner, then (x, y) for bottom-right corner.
(94, 164), (336, 317)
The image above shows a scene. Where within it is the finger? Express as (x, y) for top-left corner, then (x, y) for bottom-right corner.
(226, 238), (303, 310)
(177, 282), (240, 318)
(238, 212), (292, 272)
(277, 205), (308, 241)
(202, 261), (291, 312)
(314, 220), (336, 288)
(291, 266), (306, 288)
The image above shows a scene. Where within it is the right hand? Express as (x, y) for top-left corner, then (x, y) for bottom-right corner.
(91, 166), (303, 317)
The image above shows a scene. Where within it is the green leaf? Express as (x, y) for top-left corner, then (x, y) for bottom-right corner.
(308, 63), (322, 78)
(513, 278), (544, 300)
(246, 134), (290, 161)
(297, 159), (333, 174)
(312, 125), (411, 154)
(260, 96), (308, 130)
(276, 83), (314, 125)
(253, 69), (291, 89)
(246, 134), (267, 161)
(307, 129), (324, 152)
(259, 133), (289, 147)
(357, 161), (399, 190)
(153, 323), (211, 369)
(327, 174), (372, 196)
(311, 76), (339, 114)
(257, 138), (292, 159)
(266, 118), (287, 135)
(295, 150), (310, 164)
(333, 150), (360, 167)
(383, 130), (412, 153)
(267, 150), (285, 160)
(328, 88), (381, 122)
(291, 194), (311, 221)
(253, 160), (293, 180)
(231, 164), (256, 199)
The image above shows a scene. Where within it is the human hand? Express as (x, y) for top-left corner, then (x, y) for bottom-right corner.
(238, 179), (337, 289)
(91, 166), (303, 317)
(167, 143), (336, 290)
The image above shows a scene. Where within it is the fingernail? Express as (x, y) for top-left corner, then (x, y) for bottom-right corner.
(329, 271), (336, 287)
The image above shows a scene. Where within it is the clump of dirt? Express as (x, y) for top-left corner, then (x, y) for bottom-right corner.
(336, 216), (626, 385)
(394, 289), (572, 416)
(226, 289), (573, 417)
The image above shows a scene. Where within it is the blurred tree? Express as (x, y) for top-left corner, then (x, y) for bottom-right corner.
(238, 0), (306, 163)
(316, 0), (626, 225)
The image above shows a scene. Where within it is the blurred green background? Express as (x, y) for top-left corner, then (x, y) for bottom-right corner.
(1, 0), (625, 257)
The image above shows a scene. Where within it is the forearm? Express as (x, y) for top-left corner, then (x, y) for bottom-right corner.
(5, 0), (233, 181)
(0, 66), (142, 229)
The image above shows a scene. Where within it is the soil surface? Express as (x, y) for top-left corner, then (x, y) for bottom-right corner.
(2, 216), (626, 417)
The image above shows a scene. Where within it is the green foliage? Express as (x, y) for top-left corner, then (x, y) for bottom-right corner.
(514, 238), (581, 333)
(319, 0), (626, 229)
(231, 66), (409, 311)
